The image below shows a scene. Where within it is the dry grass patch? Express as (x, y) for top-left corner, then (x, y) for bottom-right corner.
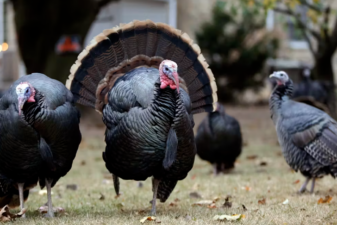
(7, 106), (337, 224)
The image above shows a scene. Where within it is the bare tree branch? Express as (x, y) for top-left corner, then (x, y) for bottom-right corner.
(299, 0), (324, 12)
(322, 6), (330, 43)
(273, 7), (321, 42)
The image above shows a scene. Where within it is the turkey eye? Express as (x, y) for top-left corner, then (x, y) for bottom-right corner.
(26, 89), (29, 93)
(280, 74), (284, 77)
(165, 67), (169, 71)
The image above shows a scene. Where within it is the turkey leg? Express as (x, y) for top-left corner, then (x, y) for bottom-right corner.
(151, 178), (161, 216)
(310, 178), (315, 194)
(18, 183), (26, 218)
(299, 178), (310, 193)
(45, 178), (54, 217)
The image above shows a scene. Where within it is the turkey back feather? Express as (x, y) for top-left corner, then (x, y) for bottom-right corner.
(66, 20), (217, 114)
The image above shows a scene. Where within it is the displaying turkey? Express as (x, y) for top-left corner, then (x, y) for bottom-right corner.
(0, 73), (81, 217)
(66, 20), (217, 215)
(195, 103), (242, 175)
(292, 67), (333, 114)
(269, 71), (337, 193)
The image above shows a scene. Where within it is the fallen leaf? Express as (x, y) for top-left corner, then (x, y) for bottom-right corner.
(140, 216), (156, 223)
(242, 204), (247, 211)
(259, 161), (267, 166)
(174, 198), (180, 202)
(242, 186), (251, 191)
(247, 155), (257, 160)
(213, 214), (244, 221)
(207, 203), (217, 209)
(66, 184), (78, 191)
(191, 175), (196, 180)
(99, 193), (105, 200)
(169, 202), (177, 207)
(192, 200), (213, 206)
(213, 197), (221, 202)
(223, 196), (232, 208)
(80, 160), (86, 166)
(282, 199), (289, 205)
(136, 210), (146, 215)
(192, 183), (199, 191)
(189, 192), (202, 199)
(38, 206), (65, 215)
(39, 190), (49, 195)
(0, 205), (26, 222)
(258, 198), (266, 205)
(318, 196), (333, 204)
(293, 180), (300, 184)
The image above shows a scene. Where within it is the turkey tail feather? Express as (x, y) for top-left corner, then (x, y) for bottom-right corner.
(66, 20), (217, 114)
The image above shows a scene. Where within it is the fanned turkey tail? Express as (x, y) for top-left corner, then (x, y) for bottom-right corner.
(66, 20), (217, 114)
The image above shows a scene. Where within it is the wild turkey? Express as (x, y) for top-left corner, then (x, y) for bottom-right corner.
(195, 103), (242, 175)
(292, 67), (333, 114)
(66, 20), (217, 215)
(0, 73), (81, 217)
(269, 71), (337, 193)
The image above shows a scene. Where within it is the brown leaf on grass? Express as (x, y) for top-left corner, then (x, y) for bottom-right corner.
(189, 192), (202, 199)
(207, 203), (217, 209)
(38, 206), (65, 215)
(169, 202), (177, 207)
(99, 193), (105, 200)
(80, 160), (86, 166)
(223, 196), (232, 208)
(247, 155), (258, 160)
(213, 197), (221, 202)
(136, 210), (146, 215)
(191, 175), (196, 180)
(259, 161), (267, 166)
(140, 216), (156, 223)
(192, 200), (213, 206)
(66, 184), (78, 191)
(293, 180), (300, 184)
(242, 204), (247, 211)
(318, 196), (333, 204)
(174, 198), (180, 202)
(258, 198), (266, 205)
(0, 205), (26, 222)
(242, 186), (251, 191)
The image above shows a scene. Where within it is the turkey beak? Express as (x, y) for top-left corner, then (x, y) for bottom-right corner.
(17, 95), (27, 115)
(172, 70), (180, 93)
(269, 73), (276, 78)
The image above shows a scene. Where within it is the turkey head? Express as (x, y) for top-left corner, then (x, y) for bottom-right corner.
(159, 60), (179, 93)
(15, 82), (36, 115)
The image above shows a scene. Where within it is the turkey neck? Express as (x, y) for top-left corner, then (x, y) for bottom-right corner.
(22, 89), (45, 125)
(151, 80), (179, 122)
(269, 80), (294, 122)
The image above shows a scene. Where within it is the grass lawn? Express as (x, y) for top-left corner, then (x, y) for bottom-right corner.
(8, 106), (337, 224)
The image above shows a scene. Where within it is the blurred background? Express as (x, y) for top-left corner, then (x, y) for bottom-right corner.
(0, 0), (337, 116)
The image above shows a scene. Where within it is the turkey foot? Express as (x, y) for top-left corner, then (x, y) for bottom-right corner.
(44, 178), (54, 218)
(150, 178), (161, 216)
(18, 183), (26, 218)
(298, 178), (310, 193)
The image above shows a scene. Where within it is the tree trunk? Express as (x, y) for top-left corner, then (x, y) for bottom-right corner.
(313, 52), (336, 118)
(10, 0), (104, 83)
(312, 53), (334, 82)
